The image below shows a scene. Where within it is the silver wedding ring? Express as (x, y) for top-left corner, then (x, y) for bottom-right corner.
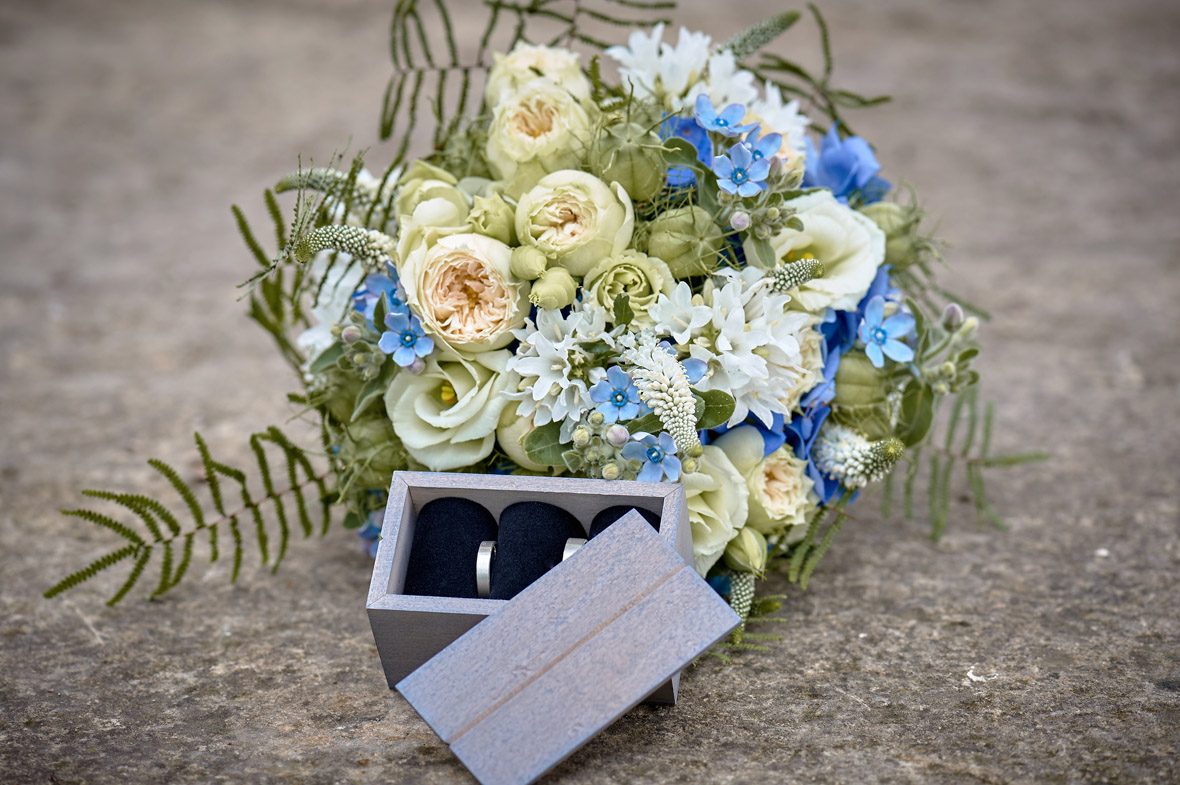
(562, 537), (587, 562)
(476, 541), (496, 599)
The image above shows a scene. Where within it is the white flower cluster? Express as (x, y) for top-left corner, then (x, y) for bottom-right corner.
(813, 424), (904, 488)
(619, 330), (701, 455)
(649, 268), (814, 428)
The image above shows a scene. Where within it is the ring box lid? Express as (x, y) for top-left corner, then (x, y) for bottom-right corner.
(396, 511), (741, 785)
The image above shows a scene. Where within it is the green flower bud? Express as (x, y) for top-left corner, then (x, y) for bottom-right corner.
(340, 325), (363, 344)
(642, 206), (724, 279)
(860, 201), (922, 270)
(572, 426), (591, 448)
(337, 416), (402, 490)
(724, 527), (768, 575)
(941, 302), (965, 330)
(601, 462), (621, 480)
(528, 266), (578, 310)
(320, 369), (364, 424)
(510, 245), (549, 281)
(588, 410), (606, 426)
(467, 193), (517, 245)
(604, 424), (630, 447)
(680, 455), (699, 474)
(395, 159), (468, 221)
(834, 351), (889, 410)
(590, 122), (666, 203)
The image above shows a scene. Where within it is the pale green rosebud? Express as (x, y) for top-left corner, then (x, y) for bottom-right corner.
(601, 462), (621, 480)
(337, 415), (401, 490)
(528, 266), (577, 310)
(859, 201), (922, 270)
(510, 245), (549, 281)
(590, 122), (666, 203)
(833, 350), (889, 409)
(939, 361), (957, 378)
(467, 193), (517, 245)
(588, 410), (606, 427)
(643, 206), (724, 278)
(395, 159), (468, 221)
(572, 426), (591, 449)
(724, 527), (768, 575)
(680, 455), (699, 474)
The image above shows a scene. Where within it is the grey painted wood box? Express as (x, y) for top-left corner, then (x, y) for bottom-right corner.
(366, 471), (693, 704)
(397, 511), (741, 785)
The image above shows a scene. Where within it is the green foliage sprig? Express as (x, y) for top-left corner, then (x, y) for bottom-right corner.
(45, 430), (333, 605)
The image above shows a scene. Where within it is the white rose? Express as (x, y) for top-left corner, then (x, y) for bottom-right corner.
(682, 444), (749, 576)
(770, 190), (885, 313)
(398, 231), (529, 357)
(713, 425), (817, 539)
(485, 42), (591, 105)
(516, 170), (635, 277)
(384, 350), (514, 471)
(485, 79), (593, 185)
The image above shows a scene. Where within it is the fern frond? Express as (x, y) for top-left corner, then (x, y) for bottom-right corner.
(47, 428), (333, 604)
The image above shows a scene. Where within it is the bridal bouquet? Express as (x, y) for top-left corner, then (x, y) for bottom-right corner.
(51, 4), (1033, 640)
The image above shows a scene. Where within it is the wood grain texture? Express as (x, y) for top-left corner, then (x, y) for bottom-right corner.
(397, 511), (741, 785)
(366, 473), (693, 697)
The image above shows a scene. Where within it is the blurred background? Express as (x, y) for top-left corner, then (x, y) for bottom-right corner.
(1, 1), (1177, 782)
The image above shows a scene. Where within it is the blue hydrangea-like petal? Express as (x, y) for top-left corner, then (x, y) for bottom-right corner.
(621, 441), (649, 461)
(385, 311), (410, 333)
(864, 295), (885, 327)
(606, 366), (630, 389)
(718, 178), (739, 195)
(882, 339), (914, 363)
(414, 335), (434, 357)
(694, 93), (718, 125)
(729, 143), (753, 169)
(377, 331), (400, 355)
(637, 461), (664, 482)
(661, 454), (682, 482)
(865, 341), (885, 368)
(589, 379), (614, 403)
(393, 345), (417, 366)
(618, 401), (640, 420)
(681, 358), (708, 384)
(737, 181), (763, 198)
(596, 401), (620, 422)
(658, 432), (677, 454)
(712, 154), (734, 179)
(882, 312), (915, 338)
(747, 158), (771, 182)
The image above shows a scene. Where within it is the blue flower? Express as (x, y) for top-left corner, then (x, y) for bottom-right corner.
(743, 127), (783, 163)
(803, 124), (891, 204)
(353, 263), (407, 325)
(694, 94), (758, 137)
(621, 432), (681, 482)
(358, 509), (383, 559)
(589, 366), (643, 423)
(713, 142), (770, 198)
(858, 295), (915, 367)
(659, 115), (713, 188)
(377, 311), (434, 366)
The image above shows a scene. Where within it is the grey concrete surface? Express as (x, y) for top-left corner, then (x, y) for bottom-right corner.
(1, 0), (1177, 783)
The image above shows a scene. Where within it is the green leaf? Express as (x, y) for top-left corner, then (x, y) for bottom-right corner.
(581, 339), (613, 355)
(351, 360), (395, 423)
(373, 292), (389, 332)
(982, 451), (1051, 468)
(694, 389), (735, 429)
(341, 510), (362, 530)
(613, 294), (634, 327)
(522, 421), (568, 466)
(661, 137), (702, 169)
(895, 381), (936, 447)
(626, 412), (663, 435)
(309, 342), (345, 375)
(742, 235), (778, 268)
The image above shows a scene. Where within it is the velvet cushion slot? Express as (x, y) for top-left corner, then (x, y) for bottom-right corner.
(588, 505), (661, 539)
(403, 497), (498, 598)
(490, 501), (586, 600)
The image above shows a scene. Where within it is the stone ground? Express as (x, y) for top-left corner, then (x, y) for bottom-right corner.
(1, 0), (1178, 782)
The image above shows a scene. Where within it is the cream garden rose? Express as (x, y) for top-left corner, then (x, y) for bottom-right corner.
(395, 160), (469, 222)
(713, 425), (817, 539)
(398, 231), (528, 356)
(682, 444), (749, 576)
(584, 249), (674, 327)
(770, 189), (886, 313)
(383, 351), (514, 471)
(485, 42), (591, 104)
(485, 79), (592, 185)
(516, 170), (635, 277)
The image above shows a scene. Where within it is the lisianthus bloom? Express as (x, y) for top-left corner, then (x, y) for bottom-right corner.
(858, 295), (915, 367)
(515, 170), (635, 277)
(694, 94), (757, 136)
(589, 366), (643, 423)
(485, 79), (592, 185)
(803, 124), (890, 205)
(383, 350), (514, 471)
(771, 190), (886, 313)
(484, 42), (590, 104)
(398, 232), (528, 357)
(681, 444), (748, 575)
(622, 432), (681, 482)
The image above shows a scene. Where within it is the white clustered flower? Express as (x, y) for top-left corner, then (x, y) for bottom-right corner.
(652, 268), (812, 428)
(813, 423), (903, 489)
(685, 50), (759, 110)
(750, 82), (810, 155)
(605, 24), (711, 110)
(295, 251), (365, 364)
(620, 330), (701, 455)
(505, 303), (611, 441)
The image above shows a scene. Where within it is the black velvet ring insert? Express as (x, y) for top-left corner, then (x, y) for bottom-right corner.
(588, 505), (661, 539)
(490, 501), (586, 600)
(403, 497), (497, 599)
